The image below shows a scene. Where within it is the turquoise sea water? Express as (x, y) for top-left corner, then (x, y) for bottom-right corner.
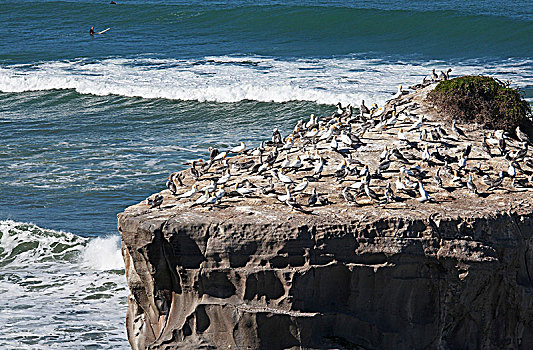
(1, 0), (532, 348)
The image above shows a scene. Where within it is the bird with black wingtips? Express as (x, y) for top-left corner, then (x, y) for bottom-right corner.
(416, 180), (431, 202)
(203, 192), (218, 206)
(146, 193), (164, 209)
(293, 178), (309, 193)
(277, 184), (292, 202)
(313, 156), (325, 179)
(178, 184), (198, 199)
(516, 126), (532, 145)
(364, 183), (380, 202)
(451, 120), (466, 139)
(272, 128), (282, 144)
(190, 190), (209, 207)
(360, 100), (370, 115)
(235, 183), (256, 197)
(276, 169), (294, 185)
(342, 187), (359, 205)
(467, 174), (478, 194)
(166, 173), (178, 195)
(434, 167), (443, 188)
(481, 136), (492, 157)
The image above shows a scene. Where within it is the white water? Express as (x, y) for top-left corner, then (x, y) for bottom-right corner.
(0, 220), (128, 349)
(1, 56), (532, 106)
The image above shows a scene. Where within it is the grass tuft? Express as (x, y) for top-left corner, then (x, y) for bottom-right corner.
(427, 75), (532, 133)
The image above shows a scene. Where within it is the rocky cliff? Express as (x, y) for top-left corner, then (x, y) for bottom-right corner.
(118, 82), (533, 349)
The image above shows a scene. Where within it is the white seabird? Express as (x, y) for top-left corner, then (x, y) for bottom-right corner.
(230, 141), (246, 154)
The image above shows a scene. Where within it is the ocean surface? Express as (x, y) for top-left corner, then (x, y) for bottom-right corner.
(1, 0), (532, 348)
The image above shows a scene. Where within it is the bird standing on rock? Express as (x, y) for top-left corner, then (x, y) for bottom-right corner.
(516, 126), (532, 145)
(452, 120), (466, 139)
(146, 194), (163, 209)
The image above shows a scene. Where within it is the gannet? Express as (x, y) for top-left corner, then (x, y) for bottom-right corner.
(200, 180), (216, 193)
(178, 184), (198, 199)
(230, 141), (246, 154)
(277, 185), (292, 202)
(416, 181), (431, 202)
(392, 85), (408, 99)
(313, 157), (325, 178)
(318, 124), (335, 142)
(329, 136), (338, 151)
(408, 115), (424, 131)
(216, 169), (231, 185)
(380, 145), (389, 161)
(467, 174), (477, 194)
(289, 155), (302, 170)
(360, 100), (370, 115)
(251, 141), (265, 157)
(281, 155), (291, 169)
(235, 183), (256, 196)
(203, 193), (218, 206)
(277, 170), (294, 184)
(304, 128), (319, 138)
(395, 176), (407, 193)
(213, 151), (227, 162)
(190, 190), (209, 207)
(282, 136), (294, 151)
(307, 188), (318, 206)
(451, 120), (466, 139)
(293, 178), (309, 192)
(516, 126), (532, 144)
(398, 128), (408, 142)
(507, 161), (516, 177)
(359, 164), (369, 177)
(458, 156), (467, 169)
(214, 185), (225, 200)
(146, 194), (163, 209)
(339, 130), (353, 146)
(305, 114), (316, 129)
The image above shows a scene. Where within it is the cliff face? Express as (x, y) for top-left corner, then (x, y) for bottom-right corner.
(118, 207), (533, 349)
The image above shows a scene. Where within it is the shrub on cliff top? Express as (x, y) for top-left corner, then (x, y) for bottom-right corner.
(428, 75), (532, 133)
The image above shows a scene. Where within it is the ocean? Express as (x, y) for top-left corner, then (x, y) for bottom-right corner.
(1, 0), (532, 348)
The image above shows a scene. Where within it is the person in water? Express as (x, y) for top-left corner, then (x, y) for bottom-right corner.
(89, 26), (95, 35)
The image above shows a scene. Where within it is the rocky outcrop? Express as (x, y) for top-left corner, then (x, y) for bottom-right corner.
(119, 206), (533, 349)
(118, 82), (533, 349)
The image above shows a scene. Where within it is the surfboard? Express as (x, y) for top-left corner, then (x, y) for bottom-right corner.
(97, 28), (110, 34)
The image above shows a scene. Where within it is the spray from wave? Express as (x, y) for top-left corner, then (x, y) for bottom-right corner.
(0, 220), (128, 349)
(1, 56), (532, 106)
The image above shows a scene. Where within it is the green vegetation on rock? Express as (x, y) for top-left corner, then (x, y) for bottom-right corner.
(428, 76), (532, 133)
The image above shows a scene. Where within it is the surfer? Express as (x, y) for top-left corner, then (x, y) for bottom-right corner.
(89, 26), (95, 35)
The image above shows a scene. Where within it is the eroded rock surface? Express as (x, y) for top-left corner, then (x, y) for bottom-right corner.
(119, 82), (533, 349)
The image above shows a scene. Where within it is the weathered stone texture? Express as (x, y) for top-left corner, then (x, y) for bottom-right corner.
(119, 207), (533, 349)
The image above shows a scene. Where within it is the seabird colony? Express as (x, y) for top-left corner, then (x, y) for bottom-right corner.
(147, 70), (533, 213)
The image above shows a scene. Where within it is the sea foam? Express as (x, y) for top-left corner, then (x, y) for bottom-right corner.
(0, 220), (128, 349)
(1, 56), (532, 106)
